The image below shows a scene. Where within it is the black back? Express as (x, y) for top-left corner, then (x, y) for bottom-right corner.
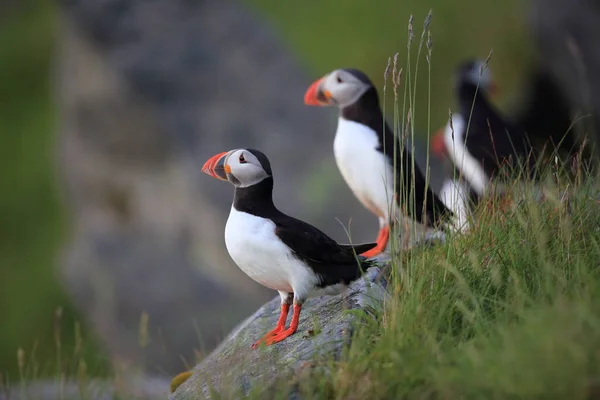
(232, 168), (376, 289)
(456, 70), (537, 181)
(340, 72), (453, 229)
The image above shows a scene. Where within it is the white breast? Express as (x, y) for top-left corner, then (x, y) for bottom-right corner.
(224, 207), (319, 299)
(444, 114), (489, 196)
(439, 178), (471, 232)
(333, 118), (396, 223)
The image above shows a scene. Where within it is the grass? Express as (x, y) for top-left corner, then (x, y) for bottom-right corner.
(276, 183), (600, 399)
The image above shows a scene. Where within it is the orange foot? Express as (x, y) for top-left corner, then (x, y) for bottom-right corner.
(251, 303), (290, 349)
(360, 226), (390, 258)
(252, 304), (301, 348)
(264, 326), (297, 345)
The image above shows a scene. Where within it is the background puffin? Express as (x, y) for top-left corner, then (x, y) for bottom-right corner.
(202, 148), (377, 348)
(304, 68), (455, 257)
(431, 60), (537, 202)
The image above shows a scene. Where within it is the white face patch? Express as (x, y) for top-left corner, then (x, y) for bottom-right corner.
(225, 149), (270, 188)
(322, 69), (371, 108)
(465, 60), (492, 89)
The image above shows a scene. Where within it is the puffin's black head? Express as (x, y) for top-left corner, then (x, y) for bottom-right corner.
(202, 148), (272, 188)
(455, 59), (497, 94)
(304, 68), (374, 109)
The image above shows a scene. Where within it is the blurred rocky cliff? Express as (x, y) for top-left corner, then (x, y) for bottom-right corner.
(55, 0), (377, 375)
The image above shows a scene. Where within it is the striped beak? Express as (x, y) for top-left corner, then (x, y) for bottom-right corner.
(202, 151), (229, 181)
(304, 77), (332, 106)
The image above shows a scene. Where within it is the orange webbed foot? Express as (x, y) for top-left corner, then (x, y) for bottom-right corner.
(360, 226), (390, 257)
(251, 303), (290, 349)
(251, 304), (301, 348)
(263, 326), (297, 345)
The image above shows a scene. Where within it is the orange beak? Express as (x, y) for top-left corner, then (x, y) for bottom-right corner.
(431, 129), (447, 158)
(304, 77), (332, 106)
(202, 151), (229, 181)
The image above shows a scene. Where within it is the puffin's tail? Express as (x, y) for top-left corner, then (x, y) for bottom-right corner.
(316, 243), (382, 288)
(340, 242), (377, 255)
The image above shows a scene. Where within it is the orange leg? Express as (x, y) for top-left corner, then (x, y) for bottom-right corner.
(263, 304), (302, 346)
(360, 226), (390, 258)
(251, 303), (290, 349)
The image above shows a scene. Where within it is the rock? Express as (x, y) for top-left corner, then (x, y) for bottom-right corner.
(55, 0), (377, 375)
(0, 375), (170, 400)
(169, 267), (388, 400)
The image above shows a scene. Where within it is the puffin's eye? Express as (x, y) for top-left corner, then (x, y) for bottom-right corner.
(239, 154), (247, 164)
(336, 76), (343, 83)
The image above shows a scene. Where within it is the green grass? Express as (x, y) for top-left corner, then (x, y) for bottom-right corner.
(250, 183), (600, 399)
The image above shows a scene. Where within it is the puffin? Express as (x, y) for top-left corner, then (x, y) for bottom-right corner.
(433, 112), (485, 226)
(431, 60), (537, 201)
(304, 68), (454, 257)
(202, 148), (377, 348)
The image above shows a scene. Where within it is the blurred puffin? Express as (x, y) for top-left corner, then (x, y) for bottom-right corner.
(202, 148), (377, 348)
(304, 68), (454, 257)
(431, 60), (537, 201)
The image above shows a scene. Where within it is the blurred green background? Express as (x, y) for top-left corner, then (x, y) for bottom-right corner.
(252, 0), (533, 127)
(0, 0), (532, 379)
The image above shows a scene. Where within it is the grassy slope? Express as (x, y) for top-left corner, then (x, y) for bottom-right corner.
(0, 2), (107, 379)
(258, 184), (600, 399)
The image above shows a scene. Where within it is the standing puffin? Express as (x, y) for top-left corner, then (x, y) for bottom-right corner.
(304, 68), (454, 257)
(431, 60), (536, 200)
(202, 148), (377, 348)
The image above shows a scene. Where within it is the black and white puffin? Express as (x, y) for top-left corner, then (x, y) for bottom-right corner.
(304, 68), (454, 257)
(202, 148), (377, 348)
(431, 60), (537, 201)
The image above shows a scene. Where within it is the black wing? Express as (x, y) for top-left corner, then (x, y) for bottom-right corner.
(340, 90), (453, 227)
(339, 242), (377, 254)
(379, 122), (453, 228)
(272, 214), (374, 287)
